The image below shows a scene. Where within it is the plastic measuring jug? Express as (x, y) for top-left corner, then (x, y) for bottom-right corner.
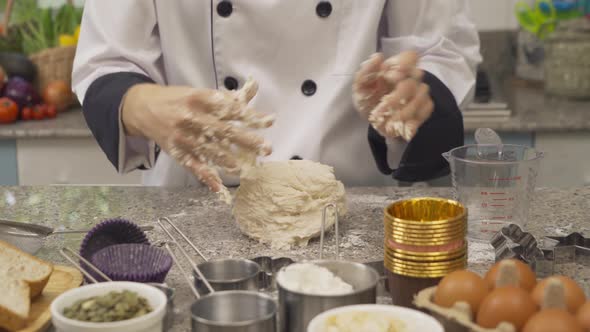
(443, 144), (544, 242)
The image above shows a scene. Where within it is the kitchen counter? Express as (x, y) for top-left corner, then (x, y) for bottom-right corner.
(0, 109), (92, 138)
(463, 84), (590, 132)
(0, 83), (588, 139)
(1, 185), (589, 331)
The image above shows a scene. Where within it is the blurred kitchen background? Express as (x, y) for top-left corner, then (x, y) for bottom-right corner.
(0, 0), (588, 187)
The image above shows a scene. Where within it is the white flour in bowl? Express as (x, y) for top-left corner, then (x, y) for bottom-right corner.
(277, 263), (353, 295)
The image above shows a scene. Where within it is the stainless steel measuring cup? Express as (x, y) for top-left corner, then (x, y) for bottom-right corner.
(156, 217), (261, 294)
(59, 247), (176, 331)
(275, 204), (380, 332)
(163, 243), (277, 332)
(443, 131), (544, 242)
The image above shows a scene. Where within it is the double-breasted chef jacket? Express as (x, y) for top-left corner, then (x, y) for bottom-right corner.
(73, 0), (481, 187)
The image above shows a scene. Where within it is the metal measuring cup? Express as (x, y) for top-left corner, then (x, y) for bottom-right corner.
(275, 203), (380, 332)
(163, 242), (277, 332)
(157, 217), (261, 294)
(59, 247), (176, 331)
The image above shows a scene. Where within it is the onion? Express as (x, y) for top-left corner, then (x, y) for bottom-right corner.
(42, 80), (73, 112)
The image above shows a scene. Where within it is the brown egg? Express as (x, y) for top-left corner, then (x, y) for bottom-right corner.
(434, 270), (489, 315)
(476, 286), (537, 330)
(576, 301), (590, 331)
(484, 259), (537, 291)
(523, 309), (584, 332)
(532, 276), (586, 314)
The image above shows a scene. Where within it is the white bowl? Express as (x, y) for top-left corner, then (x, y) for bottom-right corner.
(50, 281), (167, 332)
(307, 304), (444, 332)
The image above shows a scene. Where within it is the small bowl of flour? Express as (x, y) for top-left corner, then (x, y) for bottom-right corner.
(276, 260), (380, 332)
(276, 263), (354, 296)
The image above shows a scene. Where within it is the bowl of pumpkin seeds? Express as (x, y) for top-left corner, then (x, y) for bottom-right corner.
(50, 281), (167, 332)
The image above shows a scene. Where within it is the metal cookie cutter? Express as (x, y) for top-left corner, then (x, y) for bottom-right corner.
(491, 224), (590, 278)
(538, 232), (590, 278)
(490, 223), (546, 265)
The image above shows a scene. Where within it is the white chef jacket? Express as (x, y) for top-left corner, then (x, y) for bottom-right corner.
(72, 0), (481, 187)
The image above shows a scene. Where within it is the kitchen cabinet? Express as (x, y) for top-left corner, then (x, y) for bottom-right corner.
(0, 140), (18, 185)
(16, 138), (141, 185)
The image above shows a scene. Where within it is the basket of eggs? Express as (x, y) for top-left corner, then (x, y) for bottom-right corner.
(414, 259), (590, 332)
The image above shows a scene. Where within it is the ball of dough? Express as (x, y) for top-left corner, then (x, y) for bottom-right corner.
(232, 160), (347, 249)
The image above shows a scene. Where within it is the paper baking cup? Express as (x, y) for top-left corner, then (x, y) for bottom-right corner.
(385, 256), (467, 278)
(384, 222), (467, 237)
(91, 244), (173, 283)
(385, 256), (467, 270)
(79, 218), (149, 281)
(385, 246), (467, 263)
(385, 225), (467, 237)
(384, 233), (466, 246)
(384, 198), (467, 233)
(385, 197), (466, 222)
(385, 233), (465, 245)
(386, 264), (466, 278)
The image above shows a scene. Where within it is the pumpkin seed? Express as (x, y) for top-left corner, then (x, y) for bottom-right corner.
(63, 290), (152, 322)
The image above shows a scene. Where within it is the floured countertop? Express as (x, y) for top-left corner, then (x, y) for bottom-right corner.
(0, 185), (589, 331)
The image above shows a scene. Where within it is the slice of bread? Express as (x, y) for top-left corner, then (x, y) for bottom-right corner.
(0, 240), (54, 331)
(0, 240), (53, 298)
(0, 278), (30, 331)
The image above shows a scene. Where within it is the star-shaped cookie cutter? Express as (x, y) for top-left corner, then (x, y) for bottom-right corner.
(541, 232), (590, 278)
(490, 224), (590, 278)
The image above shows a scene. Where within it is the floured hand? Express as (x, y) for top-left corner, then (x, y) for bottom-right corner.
(353, 51), (434, 141)
(122, 78), (273, 199)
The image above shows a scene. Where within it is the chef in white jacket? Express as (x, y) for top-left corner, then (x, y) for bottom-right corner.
(72, 0), (481, 192)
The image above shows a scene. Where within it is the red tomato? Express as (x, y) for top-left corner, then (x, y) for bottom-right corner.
(21, 106), (33, 120)
(32, 104), (46, 120)
(0, 97), (18, 124)
(45, 104), (57, 118)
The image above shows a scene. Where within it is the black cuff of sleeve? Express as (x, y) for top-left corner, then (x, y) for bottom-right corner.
(82, 72), (155, 171)
(367, 71), (464, 182)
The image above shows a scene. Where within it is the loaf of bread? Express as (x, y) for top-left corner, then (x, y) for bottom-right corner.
(0, 240), (54, 331)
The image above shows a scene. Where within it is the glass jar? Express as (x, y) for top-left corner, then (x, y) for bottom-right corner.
(544, 18), (590, 99)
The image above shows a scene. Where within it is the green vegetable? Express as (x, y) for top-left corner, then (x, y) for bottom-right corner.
(7, 2), (83, 55)
(62, 290), (153, 323)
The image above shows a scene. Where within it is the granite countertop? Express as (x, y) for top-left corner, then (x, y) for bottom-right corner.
(463, 84), (590, 132)
(1, 185), (589, 331)
(0, 109), (92, 138)
(0, 83), (589, 139)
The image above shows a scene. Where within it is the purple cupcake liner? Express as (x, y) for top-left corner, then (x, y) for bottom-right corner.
(79, 218), (150, 281)
(90, 243), (173, 283)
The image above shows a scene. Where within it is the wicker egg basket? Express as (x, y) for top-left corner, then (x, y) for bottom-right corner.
(1, 0), (76, 92)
